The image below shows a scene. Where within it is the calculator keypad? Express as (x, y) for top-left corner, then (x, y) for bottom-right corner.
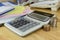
(9, 18), (30, 28)
(19, 22), (40, 32)
(9, 17), (40, 32)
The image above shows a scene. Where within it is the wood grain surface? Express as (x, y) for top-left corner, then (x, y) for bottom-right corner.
(0, 8), (60, 40)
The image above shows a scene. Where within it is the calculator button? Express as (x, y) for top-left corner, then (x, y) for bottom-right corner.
(9, 18), (30, 28)
(19, 22), (40, 32)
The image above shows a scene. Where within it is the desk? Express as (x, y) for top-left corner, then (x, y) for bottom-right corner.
(0, 0), (16, 3)
(0, 8), (60, 40)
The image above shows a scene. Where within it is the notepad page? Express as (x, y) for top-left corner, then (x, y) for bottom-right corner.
(0, 6), (33, 24)
(0, 6), (14, 14)
(2, 2), (16, 7)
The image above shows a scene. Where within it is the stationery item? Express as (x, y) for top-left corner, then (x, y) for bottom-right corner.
(0, 6), (33, 24)
(2, 1), (16, 7)
(30, 0), (59, 11)
(8, 6), (25, 14)
(4, 11), (51, 36)
(0, 6), (14, 15)
(0, 6), (33, 18)
(0, 3), (5, 6)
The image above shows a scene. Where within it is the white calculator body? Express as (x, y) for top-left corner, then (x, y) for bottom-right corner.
(4, 11), (51, 36)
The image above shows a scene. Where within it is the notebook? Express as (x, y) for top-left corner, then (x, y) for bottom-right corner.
(2, 1), (16, 7)
(0, 6), (14, 15)
(0, 3), (5, 6)
(0, 6), (33, 18)
(0, 6), (33, 24)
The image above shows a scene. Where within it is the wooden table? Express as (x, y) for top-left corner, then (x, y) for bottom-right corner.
(0, 0), (15, 2)
(0, 8), (60, 40)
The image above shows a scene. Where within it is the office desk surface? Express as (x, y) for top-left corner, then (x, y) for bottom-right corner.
(0, 8), (60, 40)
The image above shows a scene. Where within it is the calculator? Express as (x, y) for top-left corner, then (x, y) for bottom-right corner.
(4, 11), (51, 36)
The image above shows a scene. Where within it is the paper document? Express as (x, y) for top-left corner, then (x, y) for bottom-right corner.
(2, 1), (16, 7)
(0, 6), (14, 15)
(0, 6), (33, 24)
(0, 3), (5, 6)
